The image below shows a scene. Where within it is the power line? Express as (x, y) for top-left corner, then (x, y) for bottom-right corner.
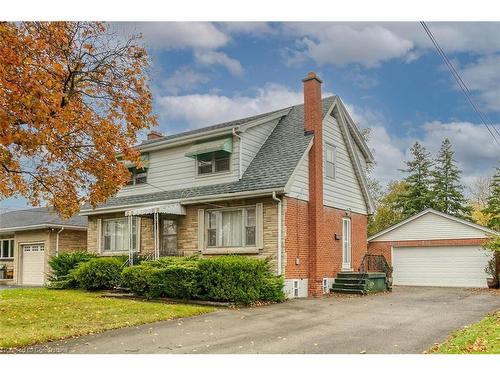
(420, 21), (500, 146)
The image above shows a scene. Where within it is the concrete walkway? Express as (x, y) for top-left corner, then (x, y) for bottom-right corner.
(28, 287), (500, 354)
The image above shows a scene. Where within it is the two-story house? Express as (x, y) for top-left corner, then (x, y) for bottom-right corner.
(81, 72), (374, 298)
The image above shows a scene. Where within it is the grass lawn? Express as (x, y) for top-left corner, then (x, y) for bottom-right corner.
(0, 288), (215, 349)
(429, 310), (500, 354)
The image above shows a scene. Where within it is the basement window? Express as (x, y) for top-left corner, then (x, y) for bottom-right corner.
(293, 280), (300, 297)
(323, 278), (328, 294)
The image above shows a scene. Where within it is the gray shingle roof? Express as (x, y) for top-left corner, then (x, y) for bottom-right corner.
(0, 207), (87, 230)
(85, 96), (336, 211)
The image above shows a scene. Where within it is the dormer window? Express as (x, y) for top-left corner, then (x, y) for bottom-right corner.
(185, 137), (233, 176)
(127, 167), (148, 185)
(197, 151), (230, 175)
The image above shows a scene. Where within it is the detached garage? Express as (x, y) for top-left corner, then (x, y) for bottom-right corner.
(368, 209), (498, 288)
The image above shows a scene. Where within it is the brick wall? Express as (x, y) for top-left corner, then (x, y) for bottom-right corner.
(284, 196), (368, 295)
(367, 237), (489, 264)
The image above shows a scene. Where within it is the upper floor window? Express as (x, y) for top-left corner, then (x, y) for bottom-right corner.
(127, 167), (148, 186)
(325, 143), (336, 179)
(197, 151), (230, 175)
(0, 239), (14, 259)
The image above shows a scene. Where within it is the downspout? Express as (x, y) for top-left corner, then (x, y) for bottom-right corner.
(56, 227), (64, 256)
(232, 128), (243, 179)
(272, 191), (282, 276)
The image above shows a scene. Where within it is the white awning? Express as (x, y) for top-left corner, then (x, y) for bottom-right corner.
(125, 203), (186, 216)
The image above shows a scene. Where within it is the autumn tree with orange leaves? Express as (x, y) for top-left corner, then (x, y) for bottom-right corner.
(0, 22), (156, 217)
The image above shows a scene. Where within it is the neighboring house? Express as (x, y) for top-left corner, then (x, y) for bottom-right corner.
(0, 207), (88, 285)
(368, 208), (498, 288)
(81, 72), (374, 298)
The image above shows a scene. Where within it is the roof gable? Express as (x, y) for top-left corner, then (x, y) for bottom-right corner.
(369, 209), (498, 242)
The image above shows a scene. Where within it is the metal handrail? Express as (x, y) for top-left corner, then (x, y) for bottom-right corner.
(358, 254), (393, 279)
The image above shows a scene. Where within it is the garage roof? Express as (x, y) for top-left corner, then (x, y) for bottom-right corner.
(0, 207), (87, 233)
(368, 208), (498, 242)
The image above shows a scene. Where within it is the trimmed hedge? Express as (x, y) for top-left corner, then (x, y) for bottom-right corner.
(121, 255), (285, 304)
(48, 251), (96, 281)
(73, 257), (123, 290)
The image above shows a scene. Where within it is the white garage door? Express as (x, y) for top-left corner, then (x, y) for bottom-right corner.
(22, 243), (45, 285)
(393, 246), (491, 288)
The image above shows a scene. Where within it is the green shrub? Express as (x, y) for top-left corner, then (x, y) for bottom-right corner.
(48, 251), (96, 281)
(121, 265), (156, 296)
(73, 257), (123, 290)
(121, 263), (200, 299)
(120, 255), (285, 304)
(198, 256), (275, 304)
(259, 275), (286, 302)
(142, 255), (200, 268)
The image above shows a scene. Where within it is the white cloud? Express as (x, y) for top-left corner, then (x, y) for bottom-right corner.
(219, 22), (276, 35)
(117, 22), (230, 50)
(194, 50), (244, 76)
(158, 83), (333, 128)
(458, 54), (500, 112)
(163, 67), (209, 95)
(283, 22), (500, 68)
(285, 23), (414, 68)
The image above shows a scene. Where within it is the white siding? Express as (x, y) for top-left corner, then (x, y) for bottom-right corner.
(116, 135), (240, 197)
(287, 152), (309, 201)
(240, 118), (279, 174)
(322, 115), (367, 214)
(372, 212), (490, 242)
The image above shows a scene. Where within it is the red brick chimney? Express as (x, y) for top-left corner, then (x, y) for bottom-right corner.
(147, 130), (163, 140)
(303, 71), (324, 296)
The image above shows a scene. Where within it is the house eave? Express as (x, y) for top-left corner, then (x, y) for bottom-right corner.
(80, 187), (286, 216)
(0, 224), (87, 234)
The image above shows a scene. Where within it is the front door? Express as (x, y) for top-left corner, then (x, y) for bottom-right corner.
(342, 218), (352, 270)
(160, 217), (178, 256)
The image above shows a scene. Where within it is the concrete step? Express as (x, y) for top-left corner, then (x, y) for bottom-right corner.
(330, 287), (366, 295)
(334, 278), (367, 285)
(331, 283), (366, 291)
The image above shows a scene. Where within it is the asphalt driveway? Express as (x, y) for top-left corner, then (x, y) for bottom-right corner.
(27, 287), (499, 354)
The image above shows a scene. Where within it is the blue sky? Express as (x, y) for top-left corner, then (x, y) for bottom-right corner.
(2, 22), (500, 211)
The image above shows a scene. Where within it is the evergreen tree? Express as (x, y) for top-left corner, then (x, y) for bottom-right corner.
(369, 181), (409, 236)
(395, 142), (434, 217)
(431, 138), (472, 219)
(482, 167), (500, 231)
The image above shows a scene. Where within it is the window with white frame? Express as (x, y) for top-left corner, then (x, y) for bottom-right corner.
(293, 280), (300, 297)
(323, 278), (328, 294)
(197, 151), (230, 175)
(205, 207), (256, 248)
(325, 143), (336, 179)
(0, 239), (14, 259)
(102, 217), (138, 252)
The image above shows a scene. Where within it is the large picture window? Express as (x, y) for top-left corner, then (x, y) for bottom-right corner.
(102, 218), (138, 252)
(205, 207), (256, 248)
(0, 239), (14, 259)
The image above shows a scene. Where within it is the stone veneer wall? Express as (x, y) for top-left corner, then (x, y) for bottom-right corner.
(86, 197), (281, 272)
